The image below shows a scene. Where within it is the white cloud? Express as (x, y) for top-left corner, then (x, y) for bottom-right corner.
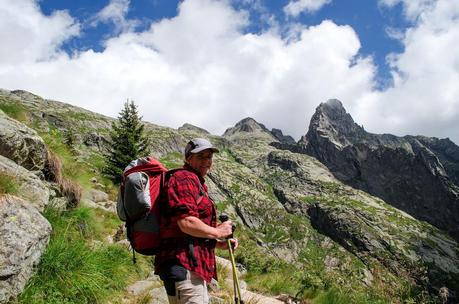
(90, 0), (139, 33)
(0, 0), (79, 65)
(0, 0), (458, 145)
(284, 0), (332, 17)
(378, 0), (435, 21)
(354, 0), (459, 143)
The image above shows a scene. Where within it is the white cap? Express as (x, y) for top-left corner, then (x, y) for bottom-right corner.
(185, 138), (219, 158)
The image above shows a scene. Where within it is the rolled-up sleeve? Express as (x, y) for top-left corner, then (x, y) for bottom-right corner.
(167, 175), (200, 219)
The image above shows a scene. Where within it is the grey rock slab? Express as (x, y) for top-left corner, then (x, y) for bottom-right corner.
(148, 287), (168, 304)
(0, 110), (47, 172)
(0, 195), (52, 304)
(83, 189), (109, 203)
(241, 290), (284, 304)
(126, 280), (157, 296)
(0, 155), (49, 211)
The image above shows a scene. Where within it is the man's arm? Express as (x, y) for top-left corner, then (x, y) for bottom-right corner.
(177, 216), (233, 239)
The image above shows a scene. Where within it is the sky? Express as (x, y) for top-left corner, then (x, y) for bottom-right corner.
(0, 0), (458, 144)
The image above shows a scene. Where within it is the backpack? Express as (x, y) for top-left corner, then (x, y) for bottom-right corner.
(116, 156), (185, 261)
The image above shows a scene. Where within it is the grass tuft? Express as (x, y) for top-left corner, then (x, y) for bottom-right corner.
(0, 171), (19, 196)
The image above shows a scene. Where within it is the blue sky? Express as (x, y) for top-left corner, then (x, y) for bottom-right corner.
(39, 0), (408, 87)
(1, 0), (458, 144)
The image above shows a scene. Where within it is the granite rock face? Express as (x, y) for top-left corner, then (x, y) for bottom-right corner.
(0, 110), (47, 172)
(0, 195), (52, 304)
(300, 99), (459, 241)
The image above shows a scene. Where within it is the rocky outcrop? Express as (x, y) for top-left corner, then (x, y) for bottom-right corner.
(262, 149), (458, 299)
(0, 155), (49, 211)
(0, 195), (52, 304)
(415, 136), (459, 186)
(300, 99), (459, 241)
(271, 128), (295, 145)
(0, 110), (47, 172)
(307, 201), (458, 297)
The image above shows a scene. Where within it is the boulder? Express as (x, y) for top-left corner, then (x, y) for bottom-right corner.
(0, 195), (52, 303)
(0, 155), (49, 211)
(0, 110), (47, 172)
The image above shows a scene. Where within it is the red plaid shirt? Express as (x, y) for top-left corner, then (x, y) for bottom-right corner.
(154, 165), (218, 282)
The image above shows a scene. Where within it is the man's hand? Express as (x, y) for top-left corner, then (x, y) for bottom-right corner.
(216, 220), (233, 239)
(216, 238), (239, 250)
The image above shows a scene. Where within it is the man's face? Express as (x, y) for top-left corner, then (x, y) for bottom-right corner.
(187, 149), (214, 177)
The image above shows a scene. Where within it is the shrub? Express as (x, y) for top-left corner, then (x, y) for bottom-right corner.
(43, 150), (63, 183)
(60, 178), (82, 209)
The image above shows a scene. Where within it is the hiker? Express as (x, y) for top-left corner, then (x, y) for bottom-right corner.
(155, 138), (238, 304)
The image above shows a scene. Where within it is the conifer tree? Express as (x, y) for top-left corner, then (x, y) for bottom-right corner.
(104, 100), (150, 184)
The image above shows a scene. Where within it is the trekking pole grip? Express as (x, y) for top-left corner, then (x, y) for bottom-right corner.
(218, 214), (236, 238)
(219, 214), (229, 223)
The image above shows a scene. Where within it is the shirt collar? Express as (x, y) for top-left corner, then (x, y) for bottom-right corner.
(183, 163), (206, 184)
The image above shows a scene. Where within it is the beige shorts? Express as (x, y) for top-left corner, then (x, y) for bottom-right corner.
(167, 270), (209, 304)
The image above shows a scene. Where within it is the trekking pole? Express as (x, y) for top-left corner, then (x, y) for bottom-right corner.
(219, 215), (244, 304)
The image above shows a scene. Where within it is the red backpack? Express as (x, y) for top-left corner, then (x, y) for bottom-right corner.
(116, 156), (185, 261)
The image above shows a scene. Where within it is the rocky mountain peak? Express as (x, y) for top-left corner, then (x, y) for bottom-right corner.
(223, 117), (272, 137)
(301, 99), (363, 148)
(178, 123), (210, 135)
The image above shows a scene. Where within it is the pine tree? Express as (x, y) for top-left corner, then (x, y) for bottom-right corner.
(104, 100), (150, 184)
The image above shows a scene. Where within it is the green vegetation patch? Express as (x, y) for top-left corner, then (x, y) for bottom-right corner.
(160, 151), (184, 169)
(17, 206), (151, 304)
(0, 97), (29, 123)
(40, 127), (113, 192)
